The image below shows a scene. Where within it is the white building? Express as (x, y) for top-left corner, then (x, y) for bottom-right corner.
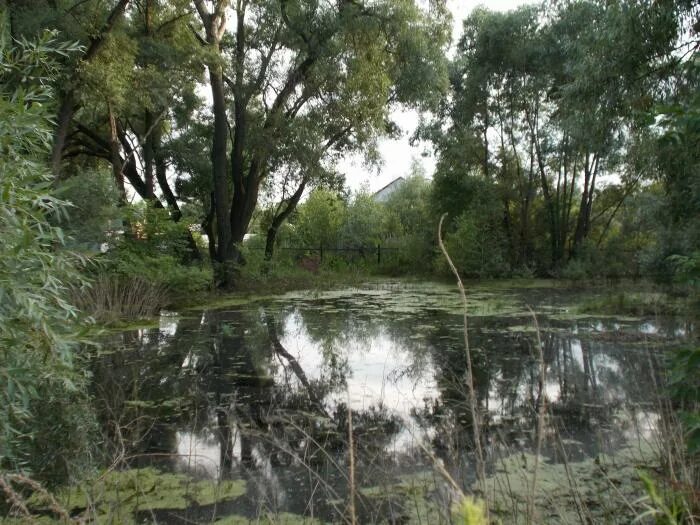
(372, 177), (405, 203)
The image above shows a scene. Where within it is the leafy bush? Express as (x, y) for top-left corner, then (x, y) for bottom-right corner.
(292, 188), (346, 248)
(54, 168), (121, 249)
(667, 251), (700, 286)
(0, 29), (96, 485)
(379, 174), (436, 274)
(435, 212), (509, 278)
(86, 204), (212, 311)
(559, 257), (590, 280)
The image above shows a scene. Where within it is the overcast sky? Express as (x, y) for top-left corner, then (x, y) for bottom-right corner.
(340, 0), (537, 193)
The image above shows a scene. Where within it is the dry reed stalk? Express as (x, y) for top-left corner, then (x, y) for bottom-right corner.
(415, 440), (464, 497)
(0, 475), (33, 520)
(437, 214), (486, 496)
(347, 396), (357, 525)
(527, 306), (547, 524)
(72, 274), (168, 323)
(553, 427), (590, 524)
(6, 474), (73, 523)
(241, 417), (354, 525)
(644, 347), (698, 523)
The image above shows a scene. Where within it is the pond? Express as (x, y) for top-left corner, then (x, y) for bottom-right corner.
(80, 281), (693, 524)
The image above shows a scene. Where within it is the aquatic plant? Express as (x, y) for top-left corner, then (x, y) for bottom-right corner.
(453, 496), (488, 525)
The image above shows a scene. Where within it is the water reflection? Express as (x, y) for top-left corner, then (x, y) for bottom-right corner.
(92, 284), (692, 521)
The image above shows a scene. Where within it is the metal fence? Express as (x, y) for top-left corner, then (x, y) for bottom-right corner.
(273, 243), (400, 264)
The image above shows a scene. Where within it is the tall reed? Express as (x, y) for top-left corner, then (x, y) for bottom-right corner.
(71, 274), (168, 323)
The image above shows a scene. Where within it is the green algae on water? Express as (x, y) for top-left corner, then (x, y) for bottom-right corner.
(28, 468), (246, 520)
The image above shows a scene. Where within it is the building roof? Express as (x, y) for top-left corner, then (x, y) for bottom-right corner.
(373, 177), (405, 202)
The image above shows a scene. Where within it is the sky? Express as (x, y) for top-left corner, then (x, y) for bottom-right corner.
(340, 0), (537, 193)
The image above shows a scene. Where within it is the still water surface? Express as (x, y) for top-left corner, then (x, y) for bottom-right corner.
(93, 281), (693, 523)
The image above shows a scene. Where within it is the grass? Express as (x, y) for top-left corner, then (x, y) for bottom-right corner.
(71, 274), (169, 324)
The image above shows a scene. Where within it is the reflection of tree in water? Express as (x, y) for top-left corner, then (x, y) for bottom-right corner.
(91, 320), (207, 463)
(412, 318), (661, 476)
(291, 298), (660, 465)
(91, 305), (406, 519)
(91, 294), (670, 520)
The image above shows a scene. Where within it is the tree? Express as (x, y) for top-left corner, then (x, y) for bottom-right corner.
(261, 160), (342, 260)
(192, 0), (450, 287)
(653, 50), (700, 282)
(293, 188), (346, 250)
(381, 167), (435, 272)
(425, 1), (695, 274)
(5, 0), (133, 177)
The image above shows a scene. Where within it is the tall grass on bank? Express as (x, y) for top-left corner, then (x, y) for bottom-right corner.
(71, 274), (169, 324)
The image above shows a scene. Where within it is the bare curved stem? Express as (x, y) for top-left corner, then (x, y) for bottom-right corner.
(437, 213), (486, 497)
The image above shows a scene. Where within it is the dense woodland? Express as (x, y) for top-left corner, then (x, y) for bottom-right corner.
(1, 0), (699, 522)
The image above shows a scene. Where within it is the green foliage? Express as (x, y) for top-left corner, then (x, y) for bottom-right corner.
(54, 168), (121, 248)
(437, 211), (508, 278)
(341, 190), (385, 248)
(667, 347), (700, 456)
(452, 496), (488, 525)
(432, 173), (508, 278)
(380, 174), (435, 274)
(292, 189), (346, 249)
(560, 242), (638, 280)
(0, 28), (95, 485)
(636, 471), (691, 525)
(420, 0), (697, 276)
(95, 205), (212, 304)
(667, 252), (700, 286)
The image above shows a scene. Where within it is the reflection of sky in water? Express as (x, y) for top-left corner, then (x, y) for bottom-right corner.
(176, 430), (222, 478)
(159, 312), (179, 337)
(278, 312), (438, 417)
(277, 312), (437, 451)
(640, 322), (659, 334)
(145, 285), (694, 484)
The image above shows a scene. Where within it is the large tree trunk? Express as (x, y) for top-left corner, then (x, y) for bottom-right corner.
(51, 93), (75, 178)
(202, 192), (217, 262)
(107, 106), (127, 204)
(196, 0), (235, 286)
(143, 110), (156, 199)
(528, 106), (561, 269)
(209, 67), (235, 282)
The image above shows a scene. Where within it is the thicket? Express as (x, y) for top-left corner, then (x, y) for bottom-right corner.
(0, 28), (95, 489)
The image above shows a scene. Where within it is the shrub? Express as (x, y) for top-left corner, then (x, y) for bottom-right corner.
(54, 168), (121, 249)
(434, 212), (509, 278)
(78, 204), (213, 314)
(0, 29), (96, 486)
(667, 347), (700, 456)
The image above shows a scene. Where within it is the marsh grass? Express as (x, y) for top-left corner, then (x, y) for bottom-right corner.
(71, 274), (169, 324)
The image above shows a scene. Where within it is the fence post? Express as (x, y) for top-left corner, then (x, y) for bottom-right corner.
(377, 243), (381, 265)
(319, 242), (323, 262)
